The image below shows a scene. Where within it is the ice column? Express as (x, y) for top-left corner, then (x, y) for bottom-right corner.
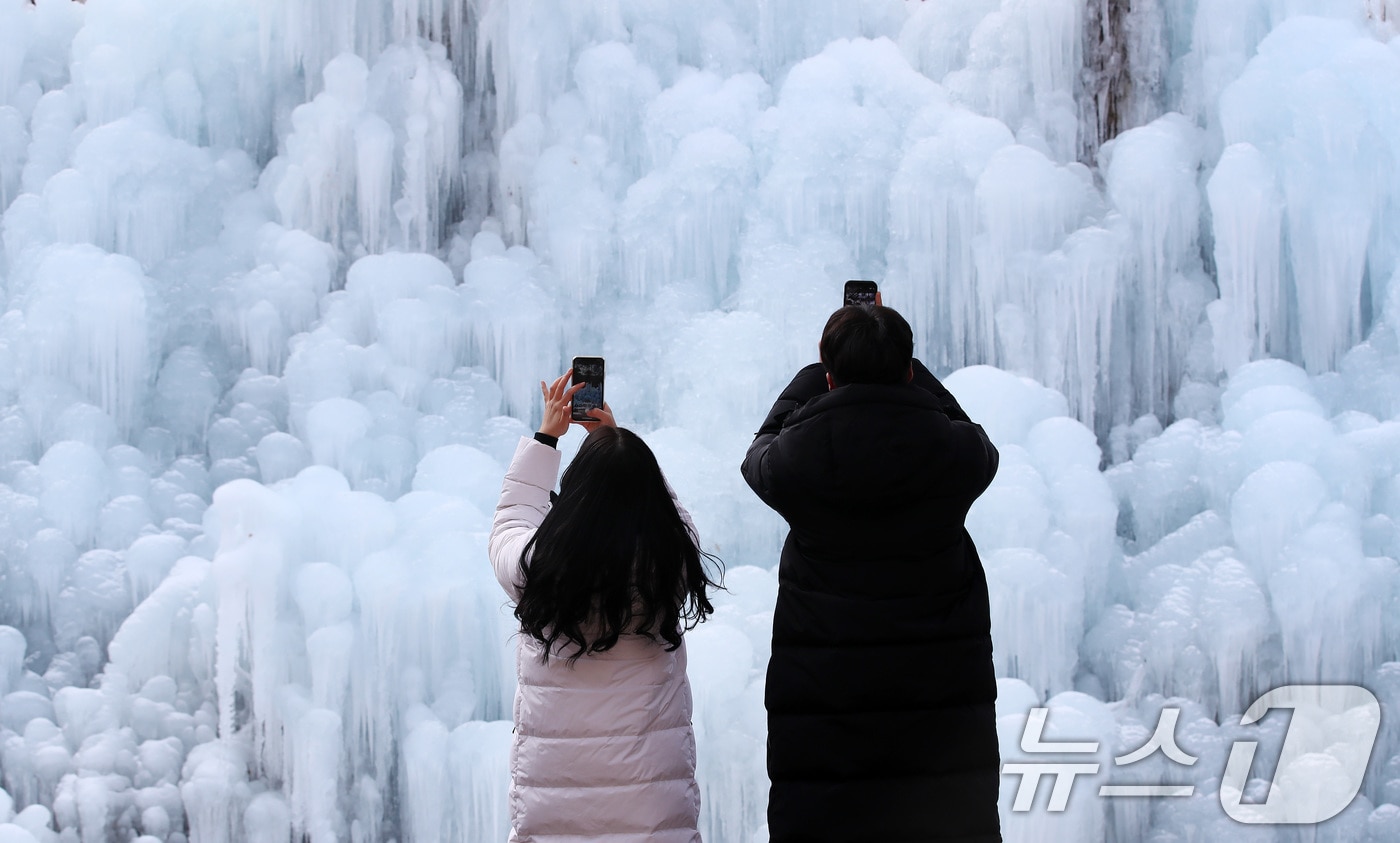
(0, 106), (30, 212)
(213, 225), (337, 377)
(1025, 0), (1083, 162)
(0, 2), (32, 107)
(757, 39), (937, 269)
(376, 42), (464, 252)
(619, 128), (752, 302)
(519, 137), (615, 303)
(1103, 113), (1202, 417)
(275, 54), (370, 248)
(1207, 143), (1283, 374)
(270, 44), (463, 254)
(474, 0), (621, 141)
(896, 0), (1002, 84)
(1040, 226), (1121, 423)
(285, 704), (345, 843)
(20, 246), (153, 437)
(1185, 0), (1270, 140)
(448, 721), (512, 843)
(573, 42), (660, 178)
(754, 0), (869, 77)
(1280, 94), (1374, 374)
(972, 144), (1088, 378)
(460, 235), (562, 418)
(1218, 17), (1400, 374)
(209, 480), (297, 782)
(888, 110), (1012, 373)
(68, 110), (240, 269)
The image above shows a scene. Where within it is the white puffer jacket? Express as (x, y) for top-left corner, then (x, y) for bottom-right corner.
(488, 436), (703, 843)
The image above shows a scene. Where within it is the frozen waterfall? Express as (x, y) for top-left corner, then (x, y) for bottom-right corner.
(1, 0), (1400, 841)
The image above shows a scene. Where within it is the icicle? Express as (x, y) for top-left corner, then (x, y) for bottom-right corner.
(973, 143), (1088, 375)
(1270, 514), (1390, 684)
(0, 2), (32, 107)
(1197, 548), (1271, 717)
(286, 702), (345, 843)
(1103, 113), (1202, 417)
(448, 721), (512, 842)
(1218, 16), (1399, 374)
(1025, 0), (1082, 102)
(372, 42), (464, 251)
(37, 441), (108, 548)
(106, 557), (209, 690)
(22, 246), (153, 436)
(0, 625), (25, 698)
(619, 128), (751, 302)
(180, 741), (253, 843)
(349, 548), (408, 788)
(986, 547), (1081, 697)
(1040, 225), (1121, 423)
(244, 792), (292, 843)
(574, 41), (659, 177)
(401, 711), (450, 842)
(296, 563), (355, 713)
(354, 114), (395, 253)
(1207, 143), (1283, 373)
(888, 110), (1010, 372)
(267, 43), (463, 254)
(460, 242), (562, 417)
(208, 479), (297, 781)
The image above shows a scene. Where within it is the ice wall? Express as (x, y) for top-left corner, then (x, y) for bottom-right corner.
(1217, 14), (1400, 374)
(1, 0), (1400, 841)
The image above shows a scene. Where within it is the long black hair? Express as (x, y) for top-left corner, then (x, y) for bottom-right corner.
(515, 426), (721, 662)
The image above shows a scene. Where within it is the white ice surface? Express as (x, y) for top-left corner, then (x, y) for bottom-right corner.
(1, 0), (1400, 842)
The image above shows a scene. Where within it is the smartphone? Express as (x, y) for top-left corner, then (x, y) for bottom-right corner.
(844, 279), (878, 306)
(571, 357), (605, 421)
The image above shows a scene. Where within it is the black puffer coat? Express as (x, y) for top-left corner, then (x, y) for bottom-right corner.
(741, 362), (1001, 843)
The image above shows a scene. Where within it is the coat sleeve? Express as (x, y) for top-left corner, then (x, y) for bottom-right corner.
(755, 362), (829, 436)
(910, 360), (997, 493)
(488, 436), (562, 603)
(911, 359), (972, 424)
(742, 363), (827, 512)
(971, 422), (1000, 495)
(945, 414), (1000, 500)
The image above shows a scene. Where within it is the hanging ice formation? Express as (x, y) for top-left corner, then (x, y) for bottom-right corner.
(2, 0), (1400, 842)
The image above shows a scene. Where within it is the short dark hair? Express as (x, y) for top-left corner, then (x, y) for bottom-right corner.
(819, 305), (914, 386)
(516, 426), (721, 663)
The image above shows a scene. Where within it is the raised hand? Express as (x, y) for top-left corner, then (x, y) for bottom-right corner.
(539, 371), (585, 439)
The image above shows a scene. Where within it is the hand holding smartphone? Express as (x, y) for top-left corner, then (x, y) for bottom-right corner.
(570, 357), (605, 421)
(844, 280), (878, 306)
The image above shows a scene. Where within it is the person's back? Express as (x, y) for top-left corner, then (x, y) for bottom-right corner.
(509, 630), (699, 841)
(742, 305), (1002, 842)
(491, 373), (720, 842)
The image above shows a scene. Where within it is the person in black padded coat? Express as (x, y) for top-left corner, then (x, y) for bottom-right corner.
(741, 304), (1002, 842)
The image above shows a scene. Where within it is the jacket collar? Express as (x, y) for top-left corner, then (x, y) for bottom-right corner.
(787, 381), (942, 425)
(773, 382), (951, 505)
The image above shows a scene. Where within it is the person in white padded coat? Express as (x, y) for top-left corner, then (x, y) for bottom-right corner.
(488, 370), (723, 843)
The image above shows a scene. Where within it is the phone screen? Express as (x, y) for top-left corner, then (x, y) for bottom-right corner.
(571, 357), (605, 421)
(844, 280), (878, 306)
